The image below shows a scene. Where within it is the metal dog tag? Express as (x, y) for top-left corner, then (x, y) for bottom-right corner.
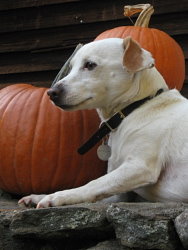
(97, 141), (111, 161)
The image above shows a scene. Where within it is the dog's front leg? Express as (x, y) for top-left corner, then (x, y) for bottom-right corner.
(20, 158), (160, 208)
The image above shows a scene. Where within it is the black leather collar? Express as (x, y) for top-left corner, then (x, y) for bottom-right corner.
(78, 89), (164, 155)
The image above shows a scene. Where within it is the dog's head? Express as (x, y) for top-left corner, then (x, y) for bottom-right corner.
(47, 37), (154, 111)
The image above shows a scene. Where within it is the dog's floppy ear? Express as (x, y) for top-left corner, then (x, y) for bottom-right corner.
(123, 36), (154, 72)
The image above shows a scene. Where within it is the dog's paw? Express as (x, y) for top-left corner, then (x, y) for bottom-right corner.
(18, 194), (46, 208)
(36, 194), (59, 208)
(36, 193), (73, 208)
(36, 190), (87, 208)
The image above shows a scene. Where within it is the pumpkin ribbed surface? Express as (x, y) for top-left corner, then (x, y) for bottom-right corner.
(0, 84), (107, 195)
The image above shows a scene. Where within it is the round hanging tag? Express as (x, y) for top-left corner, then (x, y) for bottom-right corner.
(97, 143), (111, 161)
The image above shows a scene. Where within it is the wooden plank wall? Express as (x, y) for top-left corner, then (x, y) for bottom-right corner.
(0, 0), (187, 96)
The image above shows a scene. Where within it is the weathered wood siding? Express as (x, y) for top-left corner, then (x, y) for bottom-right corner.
(0, 0), (187, 95)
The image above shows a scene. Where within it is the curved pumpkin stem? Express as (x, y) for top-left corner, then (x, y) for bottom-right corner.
(124, 4), (154, 28)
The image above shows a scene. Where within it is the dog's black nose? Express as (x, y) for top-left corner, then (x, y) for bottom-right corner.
(47, 87), (61, 101)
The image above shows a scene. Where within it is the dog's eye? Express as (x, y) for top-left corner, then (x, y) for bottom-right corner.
(84, 61), (97, 71)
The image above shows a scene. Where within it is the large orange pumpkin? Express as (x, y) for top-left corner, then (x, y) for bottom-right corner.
(0, 84), (107, 195)
(95, 4), (185, 90)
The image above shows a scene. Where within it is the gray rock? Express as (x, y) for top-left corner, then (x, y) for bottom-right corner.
(10, 203), (113, 241)
(106, 202), (187, 250)
(86, 240), (131, 250)
(175, 209), (188, 249)
(0, 197), (24, 250)
(0, 210), (31, 250)
(1, 198), (188, 250)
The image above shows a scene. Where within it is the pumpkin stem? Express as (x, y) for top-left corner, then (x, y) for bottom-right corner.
(124, 4), (154, 28)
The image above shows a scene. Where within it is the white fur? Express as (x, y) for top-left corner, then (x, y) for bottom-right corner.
(19, 38), (188, 208)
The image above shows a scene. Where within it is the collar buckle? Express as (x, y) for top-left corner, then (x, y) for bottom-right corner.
(118, 110), (126, 118)
(104, 121), (116, 132)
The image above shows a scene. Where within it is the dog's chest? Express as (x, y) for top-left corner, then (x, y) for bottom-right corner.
(107, 117), (140, 172)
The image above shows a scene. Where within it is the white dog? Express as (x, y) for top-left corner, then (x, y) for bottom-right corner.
(19, 37), (188, 208)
